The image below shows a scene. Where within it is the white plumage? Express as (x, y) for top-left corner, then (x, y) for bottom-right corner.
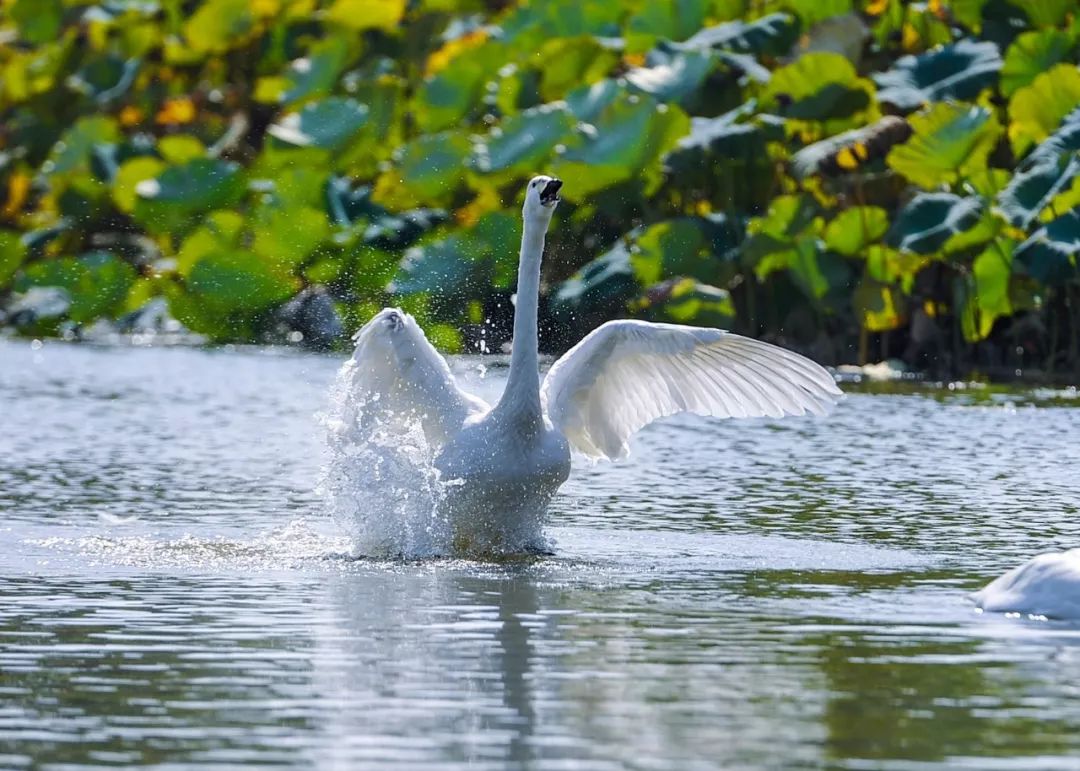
(971, 549), (1080, 620)
(338, 176), (842, 555)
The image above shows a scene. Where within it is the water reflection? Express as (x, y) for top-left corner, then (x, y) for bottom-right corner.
(3, 339), (1080, 769)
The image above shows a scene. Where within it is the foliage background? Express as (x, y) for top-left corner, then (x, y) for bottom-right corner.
(1, 0), (1079, 377)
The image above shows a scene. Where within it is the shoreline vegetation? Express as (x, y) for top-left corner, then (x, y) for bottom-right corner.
(1, 0), (1079, 383)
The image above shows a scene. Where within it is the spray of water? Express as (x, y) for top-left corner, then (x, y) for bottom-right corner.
(318, 358), (452, 558)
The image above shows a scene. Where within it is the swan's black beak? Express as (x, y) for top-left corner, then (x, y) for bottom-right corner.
(539, 178), (562, 206)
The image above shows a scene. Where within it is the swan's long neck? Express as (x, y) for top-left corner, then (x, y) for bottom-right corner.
(496, 215), (548, 430)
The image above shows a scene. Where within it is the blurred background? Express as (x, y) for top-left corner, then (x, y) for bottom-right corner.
(0, 0), (1078, 379)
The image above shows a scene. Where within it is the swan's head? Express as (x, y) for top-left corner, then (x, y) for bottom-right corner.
(522, 175), (562, 223)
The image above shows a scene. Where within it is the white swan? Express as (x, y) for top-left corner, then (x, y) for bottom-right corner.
(344, 176), (842, 556)
(971, 549), (1080, 620)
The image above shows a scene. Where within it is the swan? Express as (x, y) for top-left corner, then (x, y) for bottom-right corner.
(343, 176), (842, 556)
(971, 549), (1080, 620)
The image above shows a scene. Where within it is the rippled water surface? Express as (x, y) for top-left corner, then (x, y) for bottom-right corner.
(2, 339), (1080, 770)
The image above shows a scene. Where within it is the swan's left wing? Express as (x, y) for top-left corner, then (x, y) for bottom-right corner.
(339, 308), (488, 449)
(541, 320), (841, 460)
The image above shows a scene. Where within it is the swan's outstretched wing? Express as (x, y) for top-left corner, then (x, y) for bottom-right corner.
(340, 308), (488, 448)
(541, 320), (842, 460)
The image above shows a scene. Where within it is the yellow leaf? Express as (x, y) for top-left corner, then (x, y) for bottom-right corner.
(928, 0), (945, 17)
(865, 0), (889, 15)
(853, 142), (869, 160)
(453, 185), (500, 226)
(325, 0), (405, 31)
(623, 52), (646, 68)
(836, 147), (859, 169)
(901, 23), (919, 52)
(2, 171), (30, 219)
(156, 97), (196, 125)
(426, 29), (489, 76)
(252, 0), (279, 16)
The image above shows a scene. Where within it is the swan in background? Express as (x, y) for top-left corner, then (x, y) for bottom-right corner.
(971, 549), (1080, 620)
(342, 176), (842, 556)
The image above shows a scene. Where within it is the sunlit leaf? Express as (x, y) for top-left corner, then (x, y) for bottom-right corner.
(762, 53), (877, 132)
(1000, 29), (1073, 98)
(853, 278), (904, 331)
(538, 37), (619, 102)
(375, 131), (471, 208)
(1007, 64), (1080, 158)
(625, 50), (714, 105)
(998, 155), (1080, 228)
(873, 39), (1002, 112)
(268, 98), (369, 151)
(252, 204), (330, 266)
(1005, 0), (1075, 26)
(325, 0), (405, 31)
(635, 278), (736, 327)
(111, 156), (167, 213)
(471, 103), (575, 176)
(887, 193), (983, 254)
(825, 206), (889, 256)
(47, 116), (120, 176)
(183, 0), (255, 54)
(133, 159), (246, 234)
(961, 239), (1014, 341)
(9, 0), (62, 45)
(886, 102), (1001, 188)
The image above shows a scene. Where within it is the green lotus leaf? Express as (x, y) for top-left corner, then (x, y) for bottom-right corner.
(158, 136), (206, 164)
(133, 159), (246, 234)
(176, 211), (246, 277)
(379, 131), (472, 208)
(961, 240), (1014, 342)
(183, 0), (255, 54)
(111, 157), (167, 213)
(9, 0), (61, 45)
(1008, 64), (1080, 159)
(553, 93), (689, 199)
(252, 203), (330, 267)
(886, 102), (1001, 188)
(998, 155), (1080, 228)
(551, 240), (638, 325)
(625, 0), (711, 52)
(416, 41), (507, 133)
(625, 50), (714, 105)
(825, 206), (889, 257)
(325, 0), (405, 31)
(471, 103), (575, 176)
(1026, 107), (1080, 168)
(257, 37), (351, 106)
(664, 102), (766, 175)
(537, 37), (619, 102)
(186, 250), (299, 312)
(676, 13), (797, 58)
(1000, 30), (1074, 98)
(637, 278), (736, 327)
(887, 193), (983, 255)
(1005, 0), (1075, 26)
(791, 116), (913, 178)
(47, 116), (120, 176)
(873, 40), (1002, 112)
(566, 79), (622, 122)
(268, 98), (370, 151)
(761, 53), (876, 127)
(67, 55), (139, 104)
(17, 251), (136, 323)
(393, 211), (519, 295)
(1014, 209), (1080, 285)
(0, 230), (28, 289)
(631, 219), (713, 285)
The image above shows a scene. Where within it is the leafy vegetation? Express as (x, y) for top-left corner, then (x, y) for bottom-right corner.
(1, 0), (1079, 378)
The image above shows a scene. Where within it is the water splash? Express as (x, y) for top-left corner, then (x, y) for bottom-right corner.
(318, 359), (451, 558)
(30, 519), (348, 571)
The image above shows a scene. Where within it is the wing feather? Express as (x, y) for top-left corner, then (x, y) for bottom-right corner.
(339, 308), (488, 449)
(541, 320), (842, 460)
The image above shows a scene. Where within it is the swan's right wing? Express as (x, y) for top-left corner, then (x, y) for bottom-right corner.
(541, 320), (841, 460)
(337, 308), (488, 449)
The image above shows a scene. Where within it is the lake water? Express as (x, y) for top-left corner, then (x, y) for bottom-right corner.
(2, 338), (1079, 770)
